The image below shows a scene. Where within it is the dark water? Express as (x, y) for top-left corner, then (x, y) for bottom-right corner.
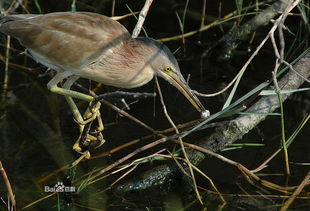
(0, 0), (309, 210)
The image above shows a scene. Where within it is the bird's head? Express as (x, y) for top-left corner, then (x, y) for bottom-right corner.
(137, 37), (209, 118)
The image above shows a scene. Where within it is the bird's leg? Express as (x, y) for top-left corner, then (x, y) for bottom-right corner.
(61, 76), (85, 150)
(60, 75), (105, 152)
(60, 75), (93, 165)
(48, 72), (100, 165)
(47, 71), (94, 102)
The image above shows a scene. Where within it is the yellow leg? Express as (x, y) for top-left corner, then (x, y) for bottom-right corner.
(48, 72), (105, 165)
(61, 75), (85, 153)
(47, 71), (93, 102)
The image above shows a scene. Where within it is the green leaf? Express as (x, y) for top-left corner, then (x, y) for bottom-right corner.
(260, 88), (310, 95)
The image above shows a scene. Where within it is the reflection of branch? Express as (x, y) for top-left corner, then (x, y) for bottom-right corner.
(114, 51), (310, 193)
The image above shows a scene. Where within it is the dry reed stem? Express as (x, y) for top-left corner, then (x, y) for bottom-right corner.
(177, 142), (302, 193)
(155, 76), (203, 204)
(280, 172), (310, 211)
(89, 149), (169, 186)
(181, 142), (298, 193)
(0, 161), (16, 210)
(37, 118), (217, 184)
(189, 162), (226, 203)
(111, 11), (140, 21)
(21, 192), (56, 210)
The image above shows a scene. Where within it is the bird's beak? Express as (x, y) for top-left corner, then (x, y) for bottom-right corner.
(160, 71), (209, 118)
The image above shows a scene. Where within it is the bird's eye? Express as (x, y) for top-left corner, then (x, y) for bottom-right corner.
(164, 66), (172, 72)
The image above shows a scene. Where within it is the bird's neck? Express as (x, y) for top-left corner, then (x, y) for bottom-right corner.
(85, 38), (155, 89)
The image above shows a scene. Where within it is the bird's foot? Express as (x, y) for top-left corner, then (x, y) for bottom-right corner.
(74, 101), (102, 125)
(80, 132), (106, 149)
(71, 150), (91, 167)
(71, 100), (106, 166)
(71, 130), (105, 166)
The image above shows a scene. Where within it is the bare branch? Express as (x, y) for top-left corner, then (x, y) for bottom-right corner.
(132, 0), (153, 38)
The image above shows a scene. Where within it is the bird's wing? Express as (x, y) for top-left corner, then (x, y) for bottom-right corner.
(0, 12), (131, 69)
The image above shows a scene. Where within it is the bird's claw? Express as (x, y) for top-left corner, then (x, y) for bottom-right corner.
(72, 130), (105, 166)
(71, 100), (106, 166)
(71, 150), (91, 167)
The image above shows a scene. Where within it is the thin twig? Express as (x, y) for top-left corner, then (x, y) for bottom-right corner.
(251, 148), (282, 173)
(111, 0), (116, 17)
(187, 160), (226, 203)
(200, 0), (207, 28)
(96, 136), (169, 175)
(92, 91), (156, 104)
(100, 98), (159, 134)
(192, 67), (247, 97)
(282, 60), (310, 83)
(111, 11), (140, 21)
(76, 84), (160, 135)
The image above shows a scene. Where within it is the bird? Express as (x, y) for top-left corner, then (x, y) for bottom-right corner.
(0, 12), (209, 162)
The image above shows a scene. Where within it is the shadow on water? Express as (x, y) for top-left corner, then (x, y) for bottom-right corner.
(0, 0), (309, 210)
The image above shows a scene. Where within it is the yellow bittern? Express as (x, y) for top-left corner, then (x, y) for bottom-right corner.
(0, 12), (209, 162)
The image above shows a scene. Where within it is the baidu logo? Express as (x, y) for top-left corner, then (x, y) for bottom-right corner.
(44, 182), (76, 193)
